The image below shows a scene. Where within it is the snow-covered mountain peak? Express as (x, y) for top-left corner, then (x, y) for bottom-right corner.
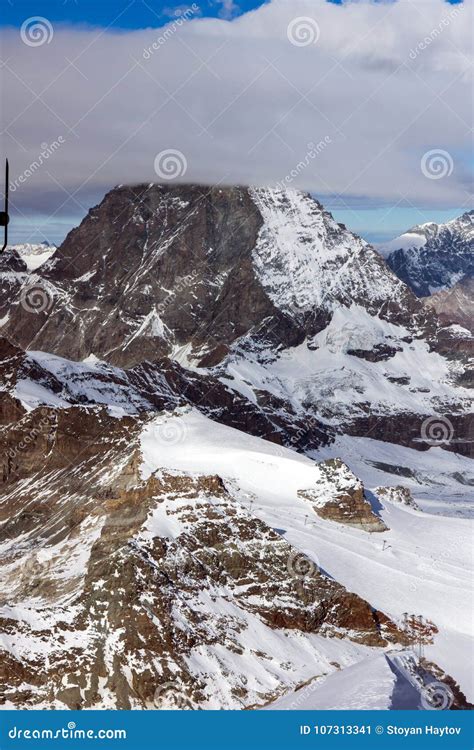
(7, 242), (56, 272)
(409, 210), (473, 246)
(0, 184), (421, 369)
(249, 187), (410, 317)
(377, 210), (473, 296)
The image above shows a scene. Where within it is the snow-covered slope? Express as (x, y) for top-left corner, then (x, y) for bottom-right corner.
(250, 188), (409, 315)
(265, 653), (397, 710)
(139, 409), (474, 704)
(0, 398), (412, 710)
(220, 304), (471, 425)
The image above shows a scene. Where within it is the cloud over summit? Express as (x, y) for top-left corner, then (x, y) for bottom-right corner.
(1, 0), (472, 234)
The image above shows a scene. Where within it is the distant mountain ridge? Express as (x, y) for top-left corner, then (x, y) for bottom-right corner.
(7, 242), (56, 272)
(377, 211), (473, 297)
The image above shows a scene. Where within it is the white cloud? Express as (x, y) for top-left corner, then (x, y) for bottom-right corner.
(1, 0), (472, 227)
(216, 0), (241, 20)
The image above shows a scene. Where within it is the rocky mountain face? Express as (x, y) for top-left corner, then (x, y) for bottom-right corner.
(0, 185), (472, 709)
(0, 336), (331, 452)
(377, 211), (473, 297)
(0, 250), (28, 321)
(0, 348), (409, 709)
(423, 276), (474, 334)
(0, 185), (471, 454)
(2, 185), (422, 367)
(375, 486), (420, 511)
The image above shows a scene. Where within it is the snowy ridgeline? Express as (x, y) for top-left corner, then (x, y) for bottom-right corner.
(375, 211), (473, 296)
(7, 243), (56, 271)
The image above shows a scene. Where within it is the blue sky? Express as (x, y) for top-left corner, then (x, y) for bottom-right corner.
(2, 0), (264, 27)
(1, 0), (462, 28)
(1, 0), (470, 245)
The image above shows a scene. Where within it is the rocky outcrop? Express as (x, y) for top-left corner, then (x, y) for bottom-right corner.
(423, 277), (474, 334)
(376, 486), (420, 511)
(0, 249), (28, 315)
(298, 459), (387, 532)
(0, 404), (406, 709)
(342, 411), (474, 459)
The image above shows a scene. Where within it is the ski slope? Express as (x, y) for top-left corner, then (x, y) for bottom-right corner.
(265, 653), (396, 710)
(140, 408), (474, 705)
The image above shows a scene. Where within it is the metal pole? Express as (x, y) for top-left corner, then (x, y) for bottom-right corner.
(0, 159), (9, 252)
